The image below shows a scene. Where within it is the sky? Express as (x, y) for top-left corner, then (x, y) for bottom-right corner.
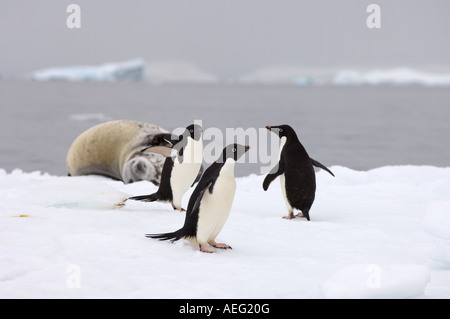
(1, 0), (450, 78)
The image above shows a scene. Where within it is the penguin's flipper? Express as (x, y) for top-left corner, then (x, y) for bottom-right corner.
(310, 158), (335, 177)
(165, 132), (189, 158)
(263, 160), (285, 191)
(184, 164), (221, 219)
(129, 192), (160, 202)
(189, 178), (216, 218)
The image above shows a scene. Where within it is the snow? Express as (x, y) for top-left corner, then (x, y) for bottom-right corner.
(424, 201), (450, 267)
(30, 59), (145, 82)
(424, 201), (450, 240)
(322, 264), (430, 299)
(1, 165), (450, 298)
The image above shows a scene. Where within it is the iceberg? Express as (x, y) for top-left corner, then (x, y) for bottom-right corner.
(238, 66), (450, 87)
(333, 68), (450, 87)
(31, 58), (145, 82)
(30, 60), (218, 83)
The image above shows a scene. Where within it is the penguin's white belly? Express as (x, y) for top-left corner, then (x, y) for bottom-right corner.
(170, 138), (203, 207)
(196, 174), (236, 244)
(170, 162), (202, 205)
(280, 174), (292, 212)
(277, 136), (292, 212)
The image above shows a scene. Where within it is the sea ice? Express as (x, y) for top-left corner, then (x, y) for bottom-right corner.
(322, 264), (431, 299)
(0, 166), (449, 298)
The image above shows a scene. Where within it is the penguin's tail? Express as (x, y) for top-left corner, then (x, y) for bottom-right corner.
(302, 210), (311, 221)
(128, 192), (160, 202)
(145, 229), (185, 243)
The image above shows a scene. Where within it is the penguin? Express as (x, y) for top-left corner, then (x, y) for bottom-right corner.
(146, 143), (250, 253)
(129, 124), (203, 212)
(263, 125), (334, 220)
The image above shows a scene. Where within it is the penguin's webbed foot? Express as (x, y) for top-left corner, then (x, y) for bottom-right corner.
(282, 212), (296, 220)
(199, 244), (216, 253)
(209, 241), (232, 250)
(283, 212), (310, 220)
(173, 206), (186, 212)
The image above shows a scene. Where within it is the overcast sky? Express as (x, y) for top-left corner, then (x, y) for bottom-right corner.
(1, 0), (449, 77)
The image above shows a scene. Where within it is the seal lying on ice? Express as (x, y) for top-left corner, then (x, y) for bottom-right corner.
(66, 120), (173, 185)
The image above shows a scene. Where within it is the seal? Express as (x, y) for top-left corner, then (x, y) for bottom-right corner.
(146, 144), (250, 253)
(66, 120), (173, 185)
(129, 124), (203, 211)
(263, 124), (334, 220)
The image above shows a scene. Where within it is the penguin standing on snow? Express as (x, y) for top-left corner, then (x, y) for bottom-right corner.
(263, 125), (334, 220)
(129, 124), (203, 211)
(146, 143), (250, 253)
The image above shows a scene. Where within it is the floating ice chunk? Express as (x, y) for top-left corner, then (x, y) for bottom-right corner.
(332, 70), (362, 86)
(322, 264), (430, 299)
(69, 113), (111, 122)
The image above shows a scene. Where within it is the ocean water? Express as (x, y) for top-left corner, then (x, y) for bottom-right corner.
(0, 80), (449, 177)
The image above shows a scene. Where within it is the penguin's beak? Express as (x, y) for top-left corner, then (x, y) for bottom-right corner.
(265, 126), (272, 130)
(244, 145), (250, 152)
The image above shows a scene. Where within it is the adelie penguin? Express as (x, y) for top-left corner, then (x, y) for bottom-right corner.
(146, 143), (250, 253)
(129, 124), (203, 212)
(263, 125), (334, 220)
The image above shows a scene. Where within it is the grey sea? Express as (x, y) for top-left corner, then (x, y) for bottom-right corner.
(0, 80), (449, 177)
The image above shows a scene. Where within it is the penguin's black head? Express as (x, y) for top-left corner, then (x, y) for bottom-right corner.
(222, 143), (250, 162)
(266, 124), (296, 139)
(164, 124), (203, 147)
(185, 124), (203, 141)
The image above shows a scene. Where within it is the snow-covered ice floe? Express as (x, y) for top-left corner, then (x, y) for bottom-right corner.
(424, 201), (450, 267)
(0, 166), (450, 298)
(322, 264), (431, 299)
